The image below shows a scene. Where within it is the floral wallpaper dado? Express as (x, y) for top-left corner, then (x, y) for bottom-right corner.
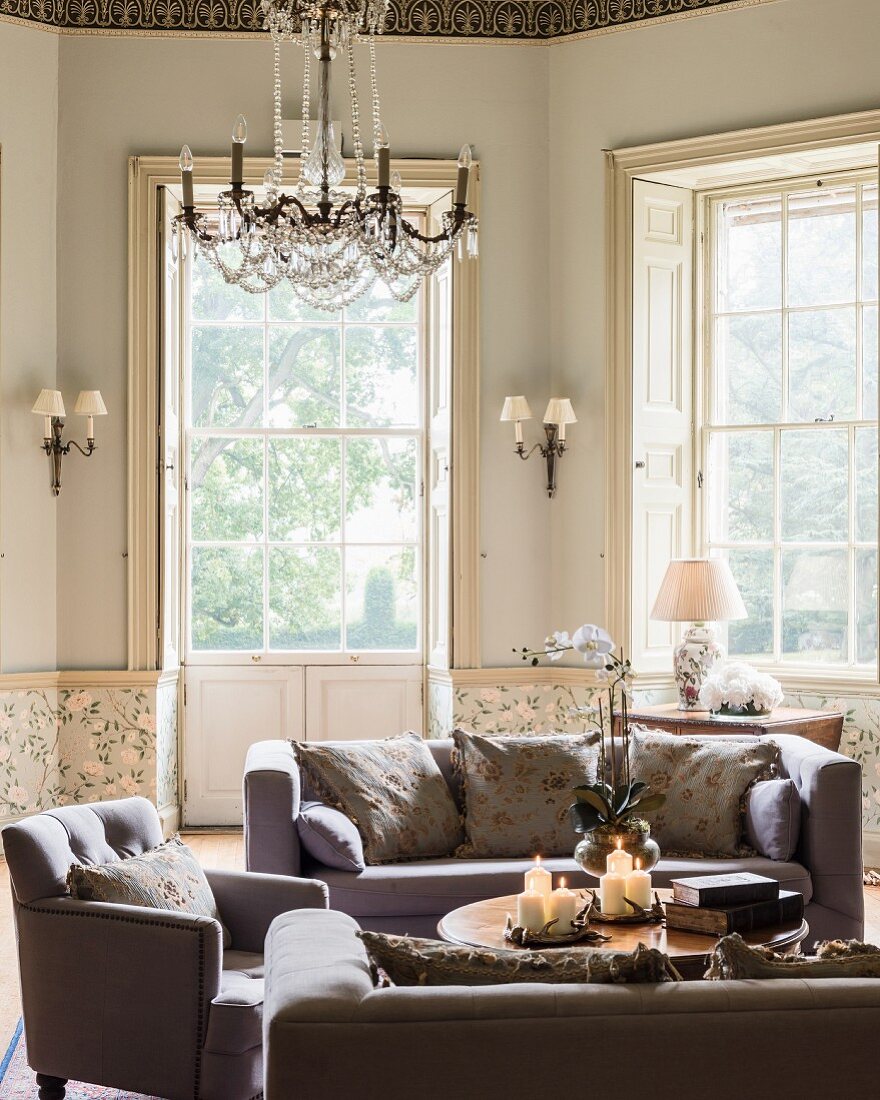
(427, 676), (880, 834)
(0, 680), (178, 824)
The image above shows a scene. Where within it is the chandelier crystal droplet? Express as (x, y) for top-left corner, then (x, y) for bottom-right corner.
(176, 0), (478, 311)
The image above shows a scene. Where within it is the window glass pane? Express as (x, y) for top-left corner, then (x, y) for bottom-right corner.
(708, 431), (773, 543)
(346, 547), (418, 650)
(788, 308), (856, 421)
(344, 279), (418, 324)
(865, 305), (878, 419)
(269, 438), (341, 542)
(863, 184), (877, 301)
(782, 548), (848, 663)
(190, 438), (264, 541)
(788, 187), (856, 307)
(345, 326), (419, 427)
(269, 547), (341, 650)
(780, 428), (848, 542)
(267, 326), (341, 428)
(268, 281), (340, 324)
(726, 548), (774, 659)
(856, 547), (878, 666)
(717, 196), (781, 312)
(192, 256), (262, 322)
(345, 438), (418, 542)
(191, 547), (263, 651)
(856, 426), (877, 543)
(715, 315), (782, 424)
(191, 326), (264, 428)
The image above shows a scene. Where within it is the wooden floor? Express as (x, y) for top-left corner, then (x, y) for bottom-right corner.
(0, 833), (879, 1050)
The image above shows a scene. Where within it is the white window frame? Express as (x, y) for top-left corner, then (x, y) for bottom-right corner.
(127, 155), (481, 673)
(698, 169), (878, 678)
(182, 242), (428, 666)
(605, 108), (880, 694)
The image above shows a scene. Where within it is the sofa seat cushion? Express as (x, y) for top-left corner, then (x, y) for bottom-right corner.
(205, 953), (265, 1055)
(311, 855), (812, 918)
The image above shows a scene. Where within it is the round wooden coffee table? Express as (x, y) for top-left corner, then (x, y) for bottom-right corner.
(438, 890), (809, 980)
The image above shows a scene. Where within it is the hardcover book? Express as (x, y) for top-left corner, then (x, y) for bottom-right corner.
(664, 890), (804, 936)
(671, 872), (779, 908)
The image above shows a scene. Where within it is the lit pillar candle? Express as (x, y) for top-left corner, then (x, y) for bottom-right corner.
(524, 856), (552, 904)
(606, 839), (633, 878)
(625, 859), (652, 910)
(517, 889), (547, 933)
(599, 871), (627, 916)
(548, 878), (580, 936)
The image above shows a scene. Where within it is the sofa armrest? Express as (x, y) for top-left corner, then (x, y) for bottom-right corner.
(206, 868), (328, 953)
(244, 739), (302, 877)
(774, 733), (864, 932)
(16, 897), (222, 1094)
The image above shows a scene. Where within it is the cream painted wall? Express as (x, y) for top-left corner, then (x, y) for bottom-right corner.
(54, 35), (551, 669)
(0, 22), (58, 673)
(548, 0), (880, 637)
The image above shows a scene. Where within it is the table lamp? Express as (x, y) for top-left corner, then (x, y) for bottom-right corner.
(650, 558), (747, 710)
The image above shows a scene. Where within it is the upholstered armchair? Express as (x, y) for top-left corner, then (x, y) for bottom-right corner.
(3, 797), (328, 1100)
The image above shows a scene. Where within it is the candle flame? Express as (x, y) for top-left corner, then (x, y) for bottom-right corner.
(560, 877), (566, 889)
(635, 858), (641, 871)
(616, 838), (622, 850)
(535, 855), (541, 866)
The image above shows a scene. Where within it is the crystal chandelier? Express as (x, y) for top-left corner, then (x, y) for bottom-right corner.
(176, 0), (478, 311)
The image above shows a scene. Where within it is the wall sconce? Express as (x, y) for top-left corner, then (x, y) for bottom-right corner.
(500, 395), (577, 498)
(32, 388), (107, 496)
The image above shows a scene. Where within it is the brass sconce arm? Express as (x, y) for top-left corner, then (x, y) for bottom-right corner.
(501, 394), (576, 498)
(511, 422), (569, 498)
(39, 418), (98, 496)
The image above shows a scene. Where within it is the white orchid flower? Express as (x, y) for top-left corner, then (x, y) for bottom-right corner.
(545, 630), (571, 662)
(572, 624), (615, 668)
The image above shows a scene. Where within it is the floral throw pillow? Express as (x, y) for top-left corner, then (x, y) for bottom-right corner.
(67, 835), (230, 946)
(292, 733), (464, 864)
(358, 931), (678, 986)
(628, 726), (778, 857)
(452, 729), (601, 858)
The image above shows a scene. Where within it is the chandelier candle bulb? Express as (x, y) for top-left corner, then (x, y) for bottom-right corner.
(625, 860), (652, 910)
(231, 114), (247, 186)
(606, 840), (633, 877)
(456, 144), (472, 205)
(599, 870), (628, 916)
(548, 878), (580, 936)
(179, 145), (194, 208)
(517, 889), (547, 933)
(524, 856), (553, 902)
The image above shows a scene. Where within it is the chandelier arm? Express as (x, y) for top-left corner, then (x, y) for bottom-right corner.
(396, 209), (474, 245)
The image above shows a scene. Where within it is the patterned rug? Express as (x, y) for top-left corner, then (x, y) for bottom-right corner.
(0, 1022), (160, 1099)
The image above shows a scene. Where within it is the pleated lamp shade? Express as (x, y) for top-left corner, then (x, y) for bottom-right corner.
(543, 398), (577, 425)
(500, 395), (533, 421)
(32, 389), (66, 418)
(651, 558), (747, 622)
(74, 390), (108, 417)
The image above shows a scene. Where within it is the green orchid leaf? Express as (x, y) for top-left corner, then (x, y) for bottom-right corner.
(569, 802), (604, 834)
(573, 788), (612, 817)
(632, 793), (666, 813)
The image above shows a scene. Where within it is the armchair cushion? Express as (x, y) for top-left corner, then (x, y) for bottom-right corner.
(68, 834), (231, 947)
(297, 801), (366, 871)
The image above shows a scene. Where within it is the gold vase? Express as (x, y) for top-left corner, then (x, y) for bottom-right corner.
(573, 821), (660, 877)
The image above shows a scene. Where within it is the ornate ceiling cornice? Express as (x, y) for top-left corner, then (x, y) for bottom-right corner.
(0, 0), (777, 41)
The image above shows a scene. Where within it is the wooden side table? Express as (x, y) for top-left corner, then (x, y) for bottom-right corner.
(617, 702), (843, 752)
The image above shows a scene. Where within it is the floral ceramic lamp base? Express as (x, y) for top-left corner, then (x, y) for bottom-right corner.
(674, 622), (723, 710)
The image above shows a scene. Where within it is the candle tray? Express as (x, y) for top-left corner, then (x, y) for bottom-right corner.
(580, 889), (666, 925)
(503, 901), (612, 948)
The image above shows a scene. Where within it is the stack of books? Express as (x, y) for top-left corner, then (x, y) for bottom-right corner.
(664, 872), (804, 936)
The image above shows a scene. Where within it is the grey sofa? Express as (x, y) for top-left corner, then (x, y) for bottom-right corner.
(3, 797), (328, 1100)
(263, 908), (880, 1100)
(244, 733), (864, 944)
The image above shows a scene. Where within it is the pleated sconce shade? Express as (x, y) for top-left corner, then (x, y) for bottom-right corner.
(73, 390), (108, 416)
(31, 389), (66, 418)
(651, 558), (747, 623)
(500, 395), (533, 421)
(543, 398), (577, 425)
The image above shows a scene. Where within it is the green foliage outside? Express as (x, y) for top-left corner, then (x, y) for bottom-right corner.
(712, 183), (878, 667)
(188, 258), (420, 652)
